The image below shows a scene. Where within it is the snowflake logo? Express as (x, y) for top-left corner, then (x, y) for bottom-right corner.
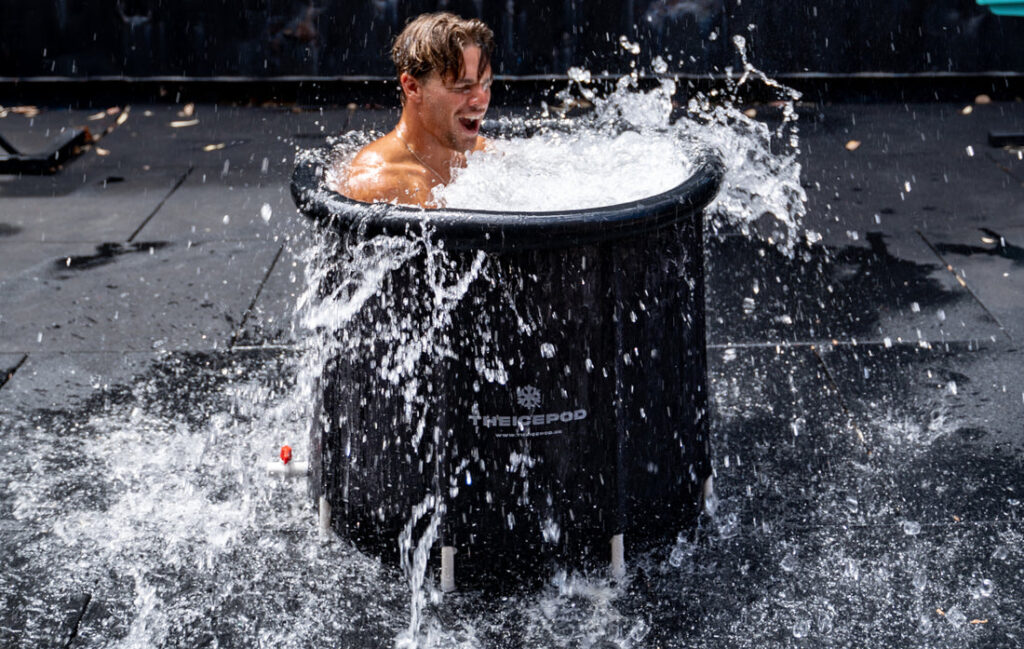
(516, 385), (542, 409)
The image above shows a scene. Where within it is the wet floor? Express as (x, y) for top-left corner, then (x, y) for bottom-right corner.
(1, 99), (1023, 648)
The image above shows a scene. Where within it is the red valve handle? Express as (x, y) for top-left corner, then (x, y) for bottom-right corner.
(280, 445), (292, 465)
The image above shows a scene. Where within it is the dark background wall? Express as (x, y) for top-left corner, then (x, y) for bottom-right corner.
(2, 0), (1023, 79)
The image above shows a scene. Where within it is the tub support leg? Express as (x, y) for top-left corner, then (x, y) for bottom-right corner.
(318, 496), (331, 539)
(440, 546), (456, 593)
(610, 534), (626, 579)
(703, 474), (715, 513)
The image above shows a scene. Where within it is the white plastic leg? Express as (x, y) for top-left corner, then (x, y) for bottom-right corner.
(702, 474), (715, 514)
(318, 496), (331, 539)
(440, 546), (456, 593)
(610, 534), (626, 579)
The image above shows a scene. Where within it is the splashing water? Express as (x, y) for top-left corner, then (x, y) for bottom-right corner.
(328, 35), (807, 257)
(6, 36), (1013, 649)
(305, 39), (811, 647)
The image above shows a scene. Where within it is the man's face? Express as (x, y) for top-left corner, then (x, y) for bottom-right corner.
(417, 45), (492, 152)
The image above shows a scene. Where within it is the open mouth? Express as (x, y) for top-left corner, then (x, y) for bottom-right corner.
(458, 116), (481, 133)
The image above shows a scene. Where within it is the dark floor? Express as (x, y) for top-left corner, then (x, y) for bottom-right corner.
(1, 98), (1023, 648)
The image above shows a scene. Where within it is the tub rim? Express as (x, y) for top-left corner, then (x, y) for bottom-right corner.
(291, 144), (723, 251)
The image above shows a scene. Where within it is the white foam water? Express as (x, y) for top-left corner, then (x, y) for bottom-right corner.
(435, 127), (693, 212)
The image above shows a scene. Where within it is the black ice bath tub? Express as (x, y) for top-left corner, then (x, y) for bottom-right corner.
(291, 143), (723, 589)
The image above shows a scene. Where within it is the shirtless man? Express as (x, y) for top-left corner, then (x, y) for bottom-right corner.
(337, 12), (495, 207)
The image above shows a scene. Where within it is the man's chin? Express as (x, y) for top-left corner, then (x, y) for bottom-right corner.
(447, 133), (479, 153)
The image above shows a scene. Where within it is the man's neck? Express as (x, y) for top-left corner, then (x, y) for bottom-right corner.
(395, 114), (462, 179)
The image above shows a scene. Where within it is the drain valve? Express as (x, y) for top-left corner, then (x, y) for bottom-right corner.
(266, 444), (309, 478)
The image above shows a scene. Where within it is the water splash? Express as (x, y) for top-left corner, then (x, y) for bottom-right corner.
(6, 32), (1011, 649)
(431, 35), (808, 256)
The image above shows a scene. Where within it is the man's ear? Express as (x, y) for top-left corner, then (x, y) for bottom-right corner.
(400, 73), (421, 104)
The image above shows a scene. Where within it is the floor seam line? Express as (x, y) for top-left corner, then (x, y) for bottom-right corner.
(915, 228), (1014, 343)
(126, 164), (195, 243)
(985, 150), (1024, 185)
(60, 592), (92, 649)
(0, 353), (28, 391)
(706, 339), (996, 350)
(230, 243), (286, 349)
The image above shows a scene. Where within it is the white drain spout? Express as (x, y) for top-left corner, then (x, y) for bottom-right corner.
(266, 460), (310, 478)
(440, 546), (456, 593)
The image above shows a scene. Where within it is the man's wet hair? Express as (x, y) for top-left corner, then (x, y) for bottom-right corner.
(391, 12), (494, 88)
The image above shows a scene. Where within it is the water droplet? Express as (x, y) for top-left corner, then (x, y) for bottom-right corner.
(975, 578), (994, 597)
(902, 520), (921, 536)
(945, 606), (967, 627)
(567, 66), (591, 84)
(780, 550), (799, 572)
(628, 619), (651, 643)
(541, 518), (560, 544)
(792, 618), (811, 638)
(222, 214), (230, 225)
(843, 559), (860, 581)
(844, 496), (859, 513)
(911, 302), (921, 313)
(912, 572), (928, 591)
(717, 513), (739, 539)
(617, 35), (641, 55)
(992, 546), (1009, 561)
(651, 55), (668, 74)
(260, 203), (272, 222)
(742, 296), (756, 314)
(540, 342), (556, 358)
(917, 613), (933, 633)
(668, 542), (692, 568)
(816, 610), (834, 634)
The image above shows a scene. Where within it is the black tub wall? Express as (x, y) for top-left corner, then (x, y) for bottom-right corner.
(2, 1), (1023, 78)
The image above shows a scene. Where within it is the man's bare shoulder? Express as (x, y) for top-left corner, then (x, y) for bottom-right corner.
(333, 134), (434, 206)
